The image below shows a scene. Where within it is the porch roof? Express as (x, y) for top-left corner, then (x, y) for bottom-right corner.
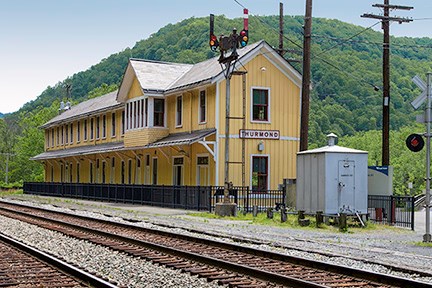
(31, 128), (216, 161)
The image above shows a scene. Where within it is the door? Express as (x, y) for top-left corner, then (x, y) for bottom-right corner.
(338, 160), (355, 213)
(197, 156), (209, 186)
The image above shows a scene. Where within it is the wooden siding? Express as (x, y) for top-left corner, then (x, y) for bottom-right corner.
(216, 54), (300, 189)
(124, 127), (169, 147)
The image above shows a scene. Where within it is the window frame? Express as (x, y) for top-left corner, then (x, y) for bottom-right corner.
(251, 87), (271, 123)
(176, 95), (183, 127)
(153, 98), (165, 127)
(250, 154), (270, 192)
(198, 90), (207, 124)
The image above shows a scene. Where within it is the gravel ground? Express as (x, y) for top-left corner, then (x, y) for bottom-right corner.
(3, 195), (432, 285)
(0, 208), (222, 287)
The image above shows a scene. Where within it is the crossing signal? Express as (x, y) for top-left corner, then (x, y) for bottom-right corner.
(406, 133), (424, 152)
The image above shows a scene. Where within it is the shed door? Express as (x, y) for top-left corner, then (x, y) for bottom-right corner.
(338, 160), (355, 213)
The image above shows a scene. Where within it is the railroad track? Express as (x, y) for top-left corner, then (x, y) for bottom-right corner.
(0, 230), (116, 287)
(0, 201), (429, 288)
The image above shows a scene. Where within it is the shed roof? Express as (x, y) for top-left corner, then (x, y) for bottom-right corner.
(297, 145), (368, 155)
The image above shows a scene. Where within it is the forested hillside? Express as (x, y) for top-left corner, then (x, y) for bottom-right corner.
(1, 14), (432, 194)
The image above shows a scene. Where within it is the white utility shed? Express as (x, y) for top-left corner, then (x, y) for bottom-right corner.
(296, 134), (368, 215)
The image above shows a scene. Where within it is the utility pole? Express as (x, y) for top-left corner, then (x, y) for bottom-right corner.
(278, 2), (285, 56)
(300, 0), (312, 151)
(1, 152), (15, 184)
(362, 1), (413, 165)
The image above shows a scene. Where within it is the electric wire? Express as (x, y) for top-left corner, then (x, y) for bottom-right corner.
(231, 0), (381, 90)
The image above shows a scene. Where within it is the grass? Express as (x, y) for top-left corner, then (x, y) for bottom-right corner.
(186, 211), (398, 233)
(0, 189), (23, 197)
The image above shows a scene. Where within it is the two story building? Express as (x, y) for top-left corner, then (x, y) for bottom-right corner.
(32, 40), (302, 191)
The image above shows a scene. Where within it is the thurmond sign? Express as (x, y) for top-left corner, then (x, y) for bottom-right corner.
(239, 129), (280, 140)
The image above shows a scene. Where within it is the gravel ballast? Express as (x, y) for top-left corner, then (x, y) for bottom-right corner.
(0, 213), (221, 288)
(3, 195), (432, 285)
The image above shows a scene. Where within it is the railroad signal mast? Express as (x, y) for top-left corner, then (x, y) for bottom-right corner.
(210, 9), (249, 216)
(209, 9), (248, 65)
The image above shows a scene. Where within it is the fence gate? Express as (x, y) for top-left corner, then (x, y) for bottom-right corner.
(368, 195), (415, 230)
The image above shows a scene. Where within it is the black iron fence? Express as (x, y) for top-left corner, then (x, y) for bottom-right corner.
(368, 195), (415, 230)
(24, 182), (212, 211)
(23, 182), (286, 212)
(23, 183), (414, 230)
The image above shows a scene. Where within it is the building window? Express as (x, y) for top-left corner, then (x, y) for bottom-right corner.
(90, 162), (93, 183)
(102, 115), (106, 138)
(176, 95), (182, 127)
(111, 113), (116, 137)
(252, 156), (268, 192)
(252, 88), (270, 122)
(70, 123), (73, 144)
(65, 125), (69, 144)
(77, 121), (81, 143)
(199, 90), (206, 123)
(154, 99), (165, 127)
(96, 116), (100, 139)
(51, 129), (54, 147)
(84, 119), (88, 141)
(76, 163), (80, 183)
(90, 118), (94, 140)
(51, 165), (54, 182)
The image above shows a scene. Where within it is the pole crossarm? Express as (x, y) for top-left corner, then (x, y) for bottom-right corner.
(372, 4), (413, 10)
(361, 13), (413, 23)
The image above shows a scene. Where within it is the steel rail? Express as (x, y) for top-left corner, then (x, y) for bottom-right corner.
(0, 231), (117, 288)
(1, 201), (430, 288)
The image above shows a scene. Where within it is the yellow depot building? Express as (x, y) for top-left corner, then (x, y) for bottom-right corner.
(31, 40), (301, 199)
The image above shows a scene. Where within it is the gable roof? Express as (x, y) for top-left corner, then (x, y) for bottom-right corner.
(41, 90), (121, 129)
(117, 40), (302, 101)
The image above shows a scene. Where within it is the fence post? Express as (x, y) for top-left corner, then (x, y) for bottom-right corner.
(209, 186), (213, 212)
(411, 196), (415, 231)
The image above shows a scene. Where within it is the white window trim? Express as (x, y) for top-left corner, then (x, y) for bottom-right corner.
(249, 154), (270, 191)
(176, 95), (183, 128)
(250, 86), (271, 124)
(198, 89), (207, 124)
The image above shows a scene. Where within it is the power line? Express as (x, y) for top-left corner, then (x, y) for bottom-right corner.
(312, 21), (381, 59)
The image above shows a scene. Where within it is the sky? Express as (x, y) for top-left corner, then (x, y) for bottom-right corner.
(0, 0), (431, 114)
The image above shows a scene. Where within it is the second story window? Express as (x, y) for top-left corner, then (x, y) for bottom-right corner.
(65, 125), (68, 144)
(51, 128), (54, 148)
(252, 88), (270, 122)
(102, 115), (106, 138)
(111, 113), (116, 137)
(77, 121), (81, 143)
(96, 116), (100, 139)
(154, 99), (165, 127)
(176, 96), (182, 127)
(90, 118), (94, 140)
(199, 90), (206, 123)
(84, 119), (88, 141)
(70, 123), (73, 144)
